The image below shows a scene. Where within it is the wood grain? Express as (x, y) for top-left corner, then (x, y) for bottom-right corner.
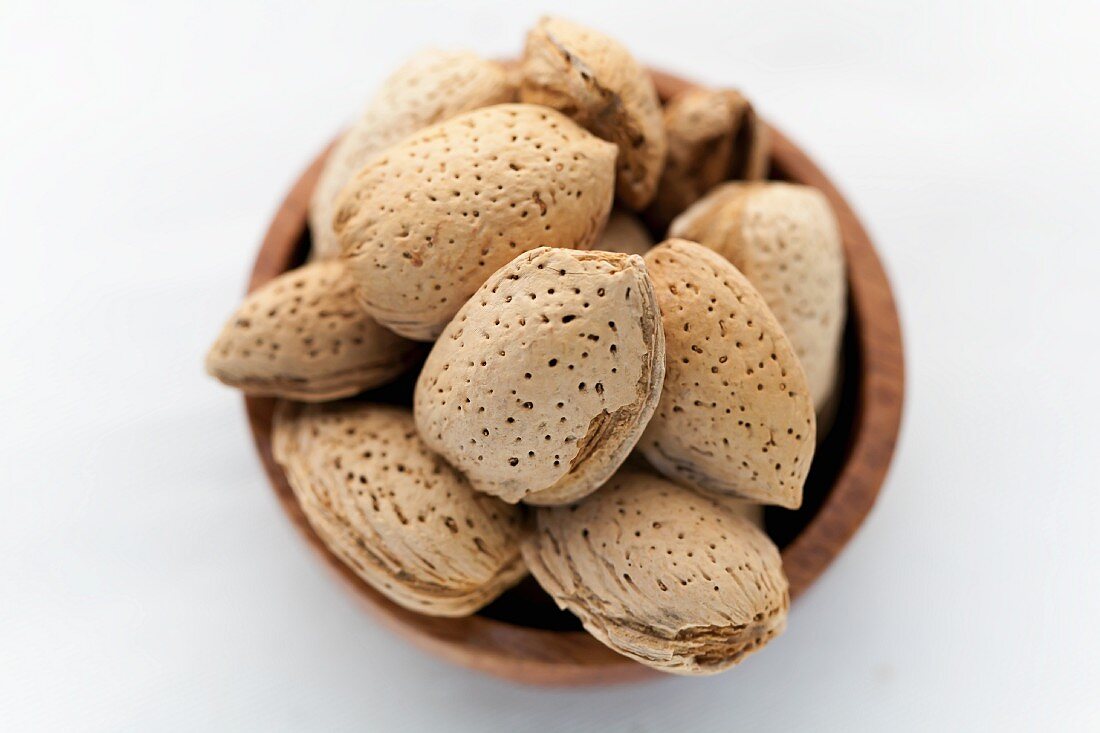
(241, 70), (904, 685)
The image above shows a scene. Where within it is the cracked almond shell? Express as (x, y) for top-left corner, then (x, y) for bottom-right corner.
(205, 261), (420, 401)
(273, 400), (527, 616)
(414, 246), (664, 505)
(308, 50), (515, 260)
(596, 209), (654, 257)
(520, 16), (667, 210)
(333, 103), (617, 341)
(670, 183), (846, 414)
(522, 468), (789, 675)
(639, 240), (815, 508)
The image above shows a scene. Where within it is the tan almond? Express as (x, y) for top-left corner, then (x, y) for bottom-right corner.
(639, 240), (815, 508)
(520, 16), (666, 210)
(334, 103), (617, 341)
(670, 183), (846, 414)
(205, 261), (420, 401)
(596, 209), (654, 257)
(273, 400), (526, 616)
(414, 247), (664, 505)
(308, 50), (515, 260)
(523, 468), (789, 675)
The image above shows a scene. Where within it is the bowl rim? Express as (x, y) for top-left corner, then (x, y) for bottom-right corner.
(241, 68), (904, 685)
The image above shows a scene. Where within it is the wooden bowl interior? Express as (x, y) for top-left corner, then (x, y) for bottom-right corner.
(243, 69), (903, 684)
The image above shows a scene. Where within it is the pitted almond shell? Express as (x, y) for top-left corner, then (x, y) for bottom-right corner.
(670, 183), (846, 414)
(596, 209), (654, 257)
(520, 16), (667, 210)
(205, 261), (420, 401)
(522, 468), (789, 675)
(308, 50), (515, 260)
(272, 401), (527, 617)
(334, 103), (617, 341)
(414, 247), (664, 506)
(639, 240), (815, 508)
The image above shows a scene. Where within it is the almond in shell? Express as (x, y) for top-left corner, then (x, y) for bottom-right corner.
(309, 50), (515, 260)
(414, 247), (664, 505)
(273, 401), (526, 616)
(205, 260), (420, 401)
(334, 103), (617, 341)
(520, 16), (667, 210)
(523, 468), (789, 675)
(639, 240), (815, 508)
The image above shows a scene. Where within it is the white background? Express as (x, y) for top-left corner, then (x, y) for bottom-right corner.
(3, 1), (1098, 730)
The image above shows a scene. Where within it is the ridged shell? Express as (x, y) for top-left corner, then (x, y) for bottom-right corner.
(334, 103), (617, 341)
(414, 247), (664, 505)
(523, 469), (789, 675)
(308, 50), (514, 260)
(520, 16), (667, 210)
(204, 261), (420, 401)
(639, 240), (815, 508)
(272, 401), (526, 616)
(670, 183), (846, 414)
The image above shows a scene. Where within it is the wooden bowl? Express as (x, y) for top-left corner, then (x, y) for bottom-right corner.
(242, 69), (904, 685)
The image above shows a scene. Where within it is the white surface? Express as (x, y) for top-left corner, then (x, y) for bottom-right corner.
(2, 1), (1098, 730)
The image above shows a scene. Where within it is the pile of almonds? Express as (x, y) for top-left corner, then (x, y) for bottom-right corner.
(206, 16), (846, 676)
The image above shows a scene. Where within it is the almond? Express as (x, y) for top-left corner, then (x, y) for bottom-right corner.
(205, 261), (420, 401)
(522, 468), (789, 675)
(647, 88), (763, 229)
(670, 183), (845, 414)
(334, 103), (617, 341)
(308, 50), (514, 260)
(596, 209), (654, 257)
(639, 240), (815, 508)
(272, 400), (526, 617)
(520, 16), (667, 210)
(414, 247), (664, 505)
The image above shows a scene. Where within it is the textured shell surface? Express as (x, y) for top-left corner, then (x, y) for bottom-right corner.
(596, 209), (654, 257)
(204, 260), (420, 401)
(309, 50), (514, 260)
(639, 240), (815, 508)
(272, 401), (526, 617)
(334, 103), (617, 341)
(670, 183), (846, 413)
(646, 88), (747, 230)
(520, 16), (666, 210)
(414, 247), (665, 505)
(522, 469), (788, 675)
